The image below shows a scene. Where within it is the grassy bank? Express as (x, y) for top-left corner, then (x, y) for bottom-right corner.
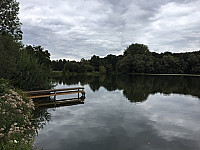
(0, 79), (36, 150)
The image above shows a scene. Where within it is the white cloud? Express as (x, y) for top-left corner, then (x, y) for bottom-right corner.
(18, 0), (200, 60)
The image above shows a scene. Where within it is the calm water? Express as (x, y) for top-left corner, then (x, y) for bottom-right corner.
(33, 74), (200, 150)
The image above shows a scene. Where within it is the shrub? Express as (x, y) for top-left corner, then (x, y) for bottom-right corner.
(0, 79), (9, 96)
(0, 80), (36, 150)
(12, 50), (51, 90)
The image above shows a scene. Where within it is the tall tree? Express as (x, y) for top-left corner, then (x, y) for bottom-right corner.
(0, 34), (21, 79)
(124, 43), (150, 56)
(90, 55), (101, 71)
(25, 45), (51, 67)
(0, 0), (23, 40)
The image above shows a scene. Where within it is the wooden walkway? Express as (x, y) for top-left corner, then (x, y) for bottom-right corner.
(34, 98), (85, 108)
(25, 87), (85, 99)
(24, 87), (85, 107)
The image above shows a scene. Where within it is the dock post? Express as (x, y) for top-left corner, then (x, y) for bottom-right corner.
(81, 90), (85, 99)
(54, 91), (56, 106)
(54, 91), (56, 100)
(78, 89), (80, 99)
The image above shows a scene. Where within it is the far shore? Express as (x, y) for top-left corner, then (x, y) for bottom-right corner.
(51, 71), (200, 77)
(132, 73), (200, 77)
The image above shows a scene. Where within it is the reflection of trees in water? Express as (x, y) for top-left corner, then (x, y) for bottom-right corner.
(32, 97), (85, 131)
(52, 75), (200, 103)
(117, 75), (200, 102)
(32, 106), (51, 130)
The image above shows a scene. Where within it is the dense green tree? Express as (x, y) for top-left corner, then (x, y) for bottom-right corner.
(51, 43), (200, 75)
(103, 54), (118, 72)
(0, 1), (52, 90)
(12, 50), (51, 90)
(132, 54), (146, 73)
(187, 53), (200, 73)
(117, 54), (133, 73)
(0, 36), (51, 90)
(83, 64), (94, 72)
(117, 44), (154, 73)
(0, 34), (21, 79)
(124, 43), (150, 56)
(90, 55), (101, 71)
(25, 45), (51, 67)
(160, 55), (183, 73)
(0, 0), (23, 40)
(145, 56), (155, 73)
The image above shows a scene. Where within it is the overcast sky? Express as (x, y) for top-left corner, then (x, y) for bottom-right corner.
(18, 0), (200, 60)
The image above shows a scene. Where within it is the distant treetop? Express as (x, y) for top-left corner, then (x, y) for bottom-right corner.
(124, 43), (150, 56)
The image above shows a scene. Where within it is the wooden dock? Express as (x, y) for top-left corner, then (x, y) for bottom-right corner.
(25, 87), (85, 99)
(34, 98), (85, 108)
(24, 87), (85, 107)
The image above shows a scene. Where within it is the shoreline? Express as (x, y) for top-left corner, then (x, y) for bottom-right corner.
(131, 73), (200, 77)
(51, 71), (200, 77)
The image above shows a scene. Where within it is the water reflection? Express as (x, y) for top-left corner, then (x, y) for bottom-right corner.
(33, 75), (200, 150)
(32, 96), (85, 130)
(32, 106), (51, 130)
(53, 74), (200, 102)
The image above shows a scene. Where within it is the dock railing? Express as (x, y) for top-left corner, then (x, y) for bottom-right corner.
(25, 87), (85, 99)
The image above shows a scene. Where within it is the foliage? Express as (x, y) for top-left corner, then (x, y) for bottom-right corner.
(0, 80), (36, 150)
(25, 45), (51, 67)
(0, 34), (21, 80)
(0, 79), (9, 96)
(12, 50), (51, 90)
(51, 43), (200, 75)
(0, 35), (51, 90)
(90, 55), (101, 71)
(0, 1), (51, 91)
(99, 65), (106, 74)
(117, 54), (133, 73)
(83, 64), (94, 72)
(124, 43), (150, 56)
(0, 0), (23, 40)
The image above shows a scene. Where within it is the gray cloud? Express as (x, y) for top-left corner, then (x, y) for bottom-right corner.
(18, 0), (200, 60)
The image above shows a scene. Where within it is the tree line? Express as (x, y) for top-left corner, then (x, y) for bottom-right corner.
(52, 43), (200, 75)
(1, 0), (199, 92)
(0, 0), (51, 90)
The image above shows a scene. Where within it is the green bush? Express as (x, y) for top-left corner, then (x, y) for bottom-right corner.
(12, 50), (51, 90)
(0, 82), (36, 150)
(0, 35), (51, 91)
(0, 79), (9, 96)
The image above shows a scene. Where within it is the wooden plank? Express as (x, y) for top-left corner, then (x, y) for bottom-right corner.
(34, 99), (84, 107)
(25, 87), (84, 95)
(28, 90), (85, 99)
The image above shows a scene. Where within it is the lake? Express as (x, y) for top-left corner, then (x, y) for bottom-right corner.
(33, 74), (200, 150)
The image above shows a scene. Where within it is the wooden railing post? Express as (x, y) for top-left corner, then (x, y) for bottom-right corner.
(54, 91), (56, 106)
(78, 89), (80, 99)
(54, 91), (56, 101)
